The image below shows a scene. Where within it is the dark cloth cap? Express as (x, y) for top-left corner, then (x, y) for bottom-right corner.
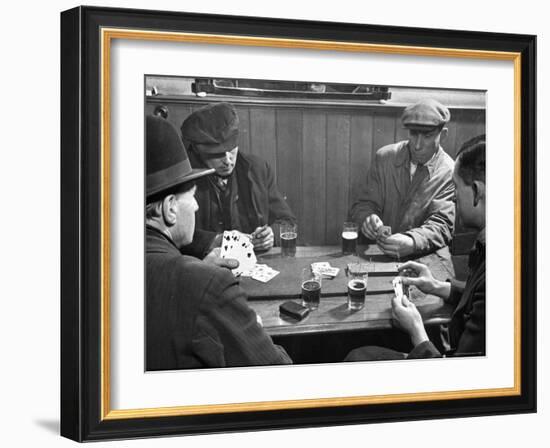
(147, 115), (214, 199)
(180, 102), (239, 154)
(401, 99), (451, 129)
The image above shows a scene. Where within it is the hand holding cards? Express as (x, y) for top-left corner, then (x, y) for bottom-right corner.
(220, 230), (257, 276)
(377, 225), (392, 241)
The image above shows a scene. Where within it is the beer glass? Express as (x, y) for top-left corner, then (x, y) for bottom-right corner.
(280, 223), (297, 257)
(347, 273), (367, 311)
(341, 222), (358, 255)
(301, 268), (322, 310)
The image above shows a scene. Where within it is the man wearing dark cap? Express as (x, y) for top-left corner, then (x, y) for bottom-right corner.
(181, 102), (296, 252)
(146, 115), (291, 370)
(350, 99), (455, 258)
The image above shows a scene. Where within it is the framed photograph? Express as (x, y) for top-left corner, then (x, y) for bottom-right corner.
(61, 5), (536, 441)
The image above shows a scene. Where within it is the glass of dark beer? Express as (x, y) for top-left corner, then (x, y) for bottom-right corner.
(301, 268), (322, 310)
(342, 222), (359, 255)
(280, 223), (297, 257)
(347, 273), (367, 311)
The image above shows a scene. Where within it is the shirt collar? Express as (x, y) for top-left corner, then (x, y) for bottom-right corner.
(394, 141), (441, 178)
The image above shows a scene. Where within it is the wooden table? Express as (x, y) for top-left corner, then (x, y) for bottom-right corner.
(241, 245), (455, 337)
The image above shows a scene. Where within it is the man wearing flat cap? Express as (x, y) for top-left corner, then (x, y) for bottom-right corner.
(181, 102), (296, 253)
(146, 115), (291, 370)
(350, 99), (455, 258)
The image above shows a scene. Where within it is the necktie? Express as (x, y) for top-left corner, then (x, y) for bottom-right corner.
(411, 163), (426, 186)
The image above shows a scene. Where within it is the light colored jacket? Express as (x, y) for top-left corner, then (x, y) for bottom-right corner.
(350, 141), (455, 255)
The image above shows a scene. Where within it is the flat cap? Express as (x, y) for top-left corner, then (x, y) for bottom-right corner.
(180, 102), (239, 154)
(401, 99), (451, 129)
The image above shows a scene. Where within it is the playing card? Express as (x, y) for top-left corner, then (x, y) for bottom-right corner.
(311, 262), (331, 270)
(393, 277), (403, 299)
(311, 262), (339, 279)
(252, 266), (279, 283)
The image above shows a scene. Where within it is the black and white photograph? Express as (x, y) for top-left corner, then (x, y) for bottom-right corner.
(144, 75), (486, 370)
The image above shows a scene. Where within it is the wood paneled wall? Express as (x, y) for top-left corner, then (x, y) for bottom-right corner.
(146, 99), (485, 246)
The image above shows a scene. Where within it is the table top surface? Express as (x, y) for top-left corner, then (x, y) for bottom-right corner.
(241, 244), (455, 337)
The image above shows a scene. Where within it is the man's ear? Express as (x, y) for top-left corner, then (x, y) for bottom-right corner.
(162, 194), (178, 226)
(439, 127), (448, 143)
(472, 180), (485, 207)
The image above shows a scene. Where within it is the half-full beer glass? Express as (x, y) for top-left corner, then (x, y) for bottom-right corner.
(342, 222), (358, 255)
(280, 223), (297, 257)
(301, 268), (322, 310)
(347, 273), (367, 311)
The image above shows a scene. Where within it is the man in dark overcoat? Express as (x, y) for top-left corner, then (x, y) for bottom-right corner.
(181, 102), (296, 253)
(145, 115), (292, 370)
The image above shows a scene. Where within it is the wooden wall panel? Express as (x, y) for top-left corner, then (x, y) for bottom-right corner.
(276, 109), (303, 241)
(234, 105), (251, 155)
(302, 111), (327, 245)
(373, 110), (397, 158)
(349, 114), (374, 214)
(249, 107), (277, 175)
(325, 114), (351, 245)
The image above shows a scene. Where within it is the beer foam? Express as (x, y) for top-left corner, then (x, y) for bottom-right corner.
(348, 279), (366, 290)
(342, 231), (358, 240)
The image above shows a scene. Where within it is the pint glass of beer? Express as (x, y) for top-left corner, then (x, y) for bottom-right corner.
(347, 273), (367, 311)
(280, 223), (297, 257)
(301, 268), (322, 310)
(341, 222), (359, 255)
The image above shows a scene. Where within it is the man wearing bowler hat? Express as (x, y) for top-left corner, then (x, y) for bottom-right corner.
(350, 99), (456, 258)
(181, 102), (296, 253)
(146, 115), (291, 370)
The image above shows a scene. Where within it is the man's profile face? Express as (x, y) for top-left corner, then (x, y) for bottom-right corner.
(201, 146), (239, 177)
(407, 127), (445, 164)
(452, 162), (475, 228)
(172, 185), (198, 247)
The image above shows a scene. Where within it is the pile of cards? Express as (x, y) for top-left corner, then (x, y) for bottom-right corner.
(311, 262), (340, 279)
(377, 225), (392, 240)
(220, 230), (257, 276)
(250, 264), (280, 283)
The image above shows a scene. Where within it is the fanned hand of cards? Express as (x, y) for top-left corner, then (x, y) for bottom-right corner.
(220, 230), (257, 277)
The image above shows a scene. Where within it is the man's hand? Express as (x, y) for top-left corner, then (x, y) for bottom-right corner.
(203, 247), (239, 270)
(398, 261), (450, 299)
(391, 294), (429, 347)
(377, 233), (415, 258)
(361, 214), (383, 240)
(251, 225), (274, 252)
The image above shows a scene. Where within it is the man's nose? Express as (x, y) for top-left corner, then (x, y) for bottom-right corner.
(414, 135), (425, 149)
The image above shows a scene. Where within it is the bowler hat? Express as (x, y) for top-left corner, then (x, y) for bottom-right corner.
(180, 102), (239, 154)
(147, 115), (214, 198)
(401, 99), (451, 129)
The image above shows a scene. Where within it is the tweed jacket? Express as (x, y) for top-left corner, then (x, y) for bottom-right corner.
(350, 141), (455, 255)
(146, 225), (292, 370)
